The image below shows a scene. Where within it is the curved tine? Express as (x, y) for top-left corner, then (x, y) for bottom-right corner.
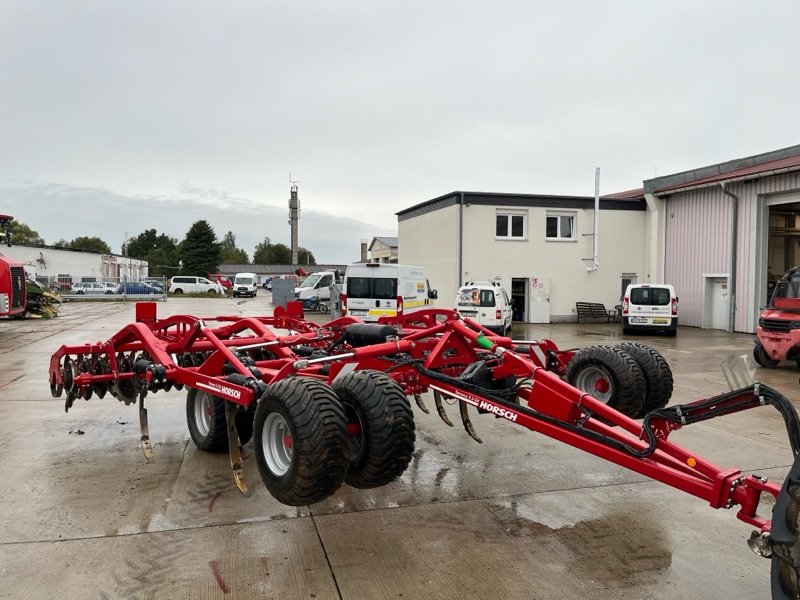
(414, 393), (430, 414)
(459, 401), (483, 444)
(433, 390), (453, 427)
(225, 400), (251, 497)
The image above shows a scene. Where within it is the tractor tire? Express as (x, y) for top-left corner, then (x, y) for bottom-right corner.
(254, 377), (349, 506)
(617, 342), (673, 417)
(753, 341), (780, 368)
(186, 389), (253, 452)
(564, 345), (645, 419)
(332, 370), (416, 489)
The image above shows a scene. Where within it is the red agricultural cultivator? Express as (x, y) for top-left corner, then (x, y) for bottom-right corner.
(49, 303), (800, 598)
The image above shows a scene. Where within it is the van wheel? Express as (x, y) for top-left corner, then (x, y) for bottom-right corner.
(565, 345), (645, 419)
(174, 288), (183, 294)
(754, 342), (780, 368)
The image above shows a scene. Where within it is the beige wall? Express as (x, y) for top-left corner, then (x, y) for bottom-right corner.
(398, 204), (459, 305)
(399, 203), (647, 320)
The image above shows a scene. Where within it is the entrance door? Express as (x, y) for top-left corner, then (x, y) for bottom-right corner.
(511, 278), (526, 321)
(528, 276), (550, 324)
(711, 278), (729, 330)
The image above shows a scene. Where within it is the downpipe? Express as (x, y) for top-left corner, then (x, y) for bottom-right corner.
(720, 182), (738, 333)
(587, 168), (600, 272)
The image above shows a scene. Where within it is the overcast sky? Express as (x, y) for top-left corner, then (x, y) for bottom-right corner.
(2, 1), (799, 264)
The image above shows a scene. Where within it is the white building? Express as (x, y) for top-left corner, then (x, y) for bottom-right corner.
(397, 192), (647, 323)
(1, 244), (148, 288)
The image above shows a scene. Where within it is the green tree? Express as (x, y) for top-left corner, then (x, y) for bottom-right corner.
(179, 220), (221, 276)
(69, 236), (112, 254)
(252, 237), (273, 264)
(8, 220), (45, 245)
(298, 247), (317, 266)
(53, 239), (69, 249)
(126, 229), (180, 276)
(252, 237), (313, 264)
(219, 231), (249, 264)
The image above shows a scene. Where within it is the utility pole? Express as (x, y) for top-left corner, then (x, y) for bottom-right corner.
(288, 176), (300, 265)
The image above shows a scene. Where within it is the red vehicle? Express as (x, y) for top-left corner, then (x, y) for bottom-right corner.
(0, 214), (26, 318)
(755, 266), (800, 368)
(48, 304), (800, 597)
(208, 273), (232, 290)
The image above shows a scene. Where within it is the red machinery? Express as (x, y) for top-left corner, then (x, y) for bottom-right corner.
(48, 303), (800, 598)
(755, 266), (800, 368)
(0, 214), (26, 318)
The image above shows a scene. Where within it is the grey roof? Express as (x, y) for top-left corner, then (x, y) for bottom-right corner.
(396, 191), (646, 222)
(369, 236), (398, 250)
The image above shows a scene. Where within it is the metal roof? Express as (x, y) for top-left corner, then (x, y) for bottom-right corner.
(644, 144), (800, 196)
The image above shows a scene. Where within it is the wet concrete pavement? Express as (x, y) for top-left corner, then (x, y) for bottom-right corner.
(1, 296), (797, 599)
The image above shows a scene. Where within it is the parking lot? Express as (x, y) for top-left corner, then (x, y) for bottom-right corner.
(1, 296), (797, 599)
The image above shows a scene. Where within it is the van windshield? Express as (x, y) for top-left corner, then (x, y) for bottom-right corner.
(235, 276), (254, 285)
(299, 274), (321, 288)
(630, 287), (670, 306)
(347, 277), (397, 299)
(457, 288), (496, 307)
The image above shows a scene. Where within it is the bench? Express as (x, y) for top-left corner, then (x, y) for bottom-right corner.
(576, 302), (617, 323)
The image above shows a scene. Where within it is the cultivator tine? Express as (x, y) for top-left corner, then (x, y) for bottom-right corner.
(413, 393), (430, 414)
(138, 393), (154, 462)
(458, 401), (483, 444)
(433, 390), (453, 426)
(225, 401), (251, 497)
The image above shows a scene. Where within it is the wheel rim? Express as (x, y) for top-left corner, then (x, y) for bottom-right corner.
(343, 404), (365, 464)
(193, 391), (212, 436)
(263, 412), (293, 476)
(573, 365), (614, 403)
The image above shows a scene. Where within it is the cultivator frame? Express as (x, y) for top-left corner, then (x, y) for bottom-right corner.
(49, 302), (800, 598)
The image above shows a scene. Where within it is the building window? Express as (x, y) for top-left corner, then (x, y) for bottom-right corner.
(496, 211), (527, 239)
(546, 211), (576, 240)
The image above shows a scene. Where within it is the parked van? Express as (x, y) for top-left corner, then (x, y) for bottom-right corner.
(233, 272), (258, 298)
(295, 271), (338, 302)
(455, 281), (513, 334)
(169, 276), (223, 294)
(343, 263), (437, 322)
(621, 283), (678, 335)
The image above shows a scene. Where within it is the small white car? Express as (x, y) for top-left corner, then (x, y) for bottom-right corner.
(71, 282), (103, 295)
(455, 281), (513, 335)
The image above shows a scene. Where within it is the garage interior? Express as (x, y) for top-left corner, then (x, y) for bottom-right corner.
(767, 201), (800, 304)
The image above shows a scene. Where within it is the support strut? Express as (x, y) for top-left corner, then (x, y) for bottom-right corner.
(225, 401), (250, 497)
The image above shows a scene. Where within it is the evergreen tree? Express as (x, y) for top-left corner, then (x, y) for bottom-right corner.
(252, 237), (272, 264)
(297, 247), (317, 265)
(179, 220), (221, 276)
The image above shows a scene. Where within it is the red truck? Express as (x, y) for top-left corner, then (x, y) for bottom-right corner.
(0, 214), (26, 317)
(208, 273), (232, 290)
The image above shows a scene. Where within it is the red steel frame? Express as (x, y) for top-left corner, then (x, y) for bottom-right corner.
(49, 304), (780, 534)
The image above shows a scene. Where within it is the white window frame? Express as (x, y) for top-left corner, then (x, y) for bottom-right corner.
(495, 210), (528, 241)
(546, 211), (577, 241)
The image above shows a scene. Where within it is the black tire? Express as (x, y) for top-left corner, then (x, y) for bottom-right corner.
(770, 450), (800, 598)
(564, 345), (645, 418)
(186, 389), (252, 452)
(174, 288), (183, 294)
(754, 341), (780, 368)
(332, 370), (416, 489)
(617, 342), (673, 417)
(254, 377), (349, 506)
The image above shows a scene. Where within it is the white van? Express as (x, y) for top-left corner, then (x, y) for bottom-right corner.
(621, 283), (678, 336)
(169, 276), (223, 294)
(455, 281), (513, 334)
(295, 271), (337, 302)
(233, 272), (258, 298)
(343, 263), (437, 322)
